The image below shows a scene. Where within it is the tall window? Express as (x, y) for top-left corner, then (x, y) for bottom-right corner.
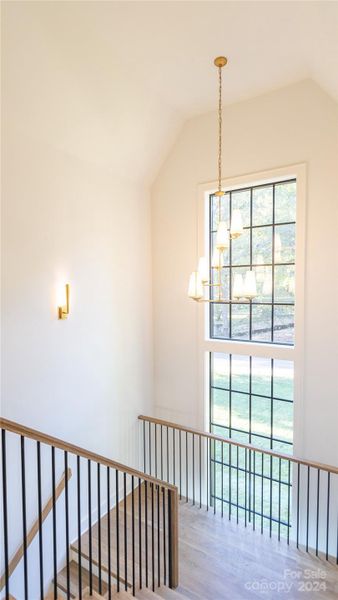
(210, 179), (296, 344)
(206, 172), (299, 535)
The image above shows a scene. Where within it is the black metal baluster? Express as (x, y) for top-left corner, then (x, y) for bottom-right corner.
(199, 435), (202, 509)
(186, 432), (188, 502)
(192, 434), (195, 506)
(98, 464), (102, 594)
(297, 463), (300, 548)
(145, 480), (148, 588)
(51, 445), (56, 600)
(116, 471), (120, 593)
(245, 448), (247, 527)
(326, 472), (330, 561)
(138, 478), (142, 590)
(236, 446), (239, 524)
(161, 425), (163, 480)
(107, 468), (112, 600)
(306, 465), (310, 552)
(213, 439), (216, 514)
(132, 476), (135, 596)
(151, 482), (155, 591)
(179, 430), (182, 500)
(167, 427), (169, 483)
(143, 421), (146, 473)
(248, 449), (251, 524)
(88, 460), (92, 595)
(1, 430), (9, 600)
(37, 442), (44, 600)
(149, 422), (152, 476)
(269, 456), (273, 537)
(229, 444), (232, 521)
(287, 460), (291, 545)
(64, 452), (70, 600)
(261, 454), (264, 534)
(162, 487), (166, 585)
(124, 472), (127, 591)
(221, 442), (224, 518)
(206, 437), (209, 511)
(155, 424), (158, 478)
(77, 456), (82, 599)
(173, 429), (176, 486)
(21, 437), (28, 600)
(278, 458), (281, 541)
(157, 485), (160, 587)
(315, 468), (320, 557)
(253, 451), (256, 531)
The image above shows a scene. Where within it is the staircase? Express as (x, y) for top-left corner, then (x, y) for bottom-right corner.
(1, 416), (338, 600)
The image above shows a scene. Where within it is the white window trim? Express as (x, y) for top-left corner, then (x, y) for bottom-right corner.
(195, 163), (306, 458)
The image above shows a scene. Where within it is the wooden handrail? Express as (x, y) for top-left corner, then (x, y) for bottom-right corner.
(0, 417), (177, 492)
(138, 415), (338, 475)
(0, 468), (72, 591)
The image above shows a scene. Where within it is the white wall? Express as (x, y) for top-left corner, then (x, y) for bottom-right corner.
(151, 80), (338, 469)
(1, 102), (153, 600)
(2, 123), (153, 465)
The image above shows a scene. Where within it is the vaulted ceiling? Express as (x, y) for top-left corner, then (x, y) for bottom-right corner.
(2, 1), (338, 184)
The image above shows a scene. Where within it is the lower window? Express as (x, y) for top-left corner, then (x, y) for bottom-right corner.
(209, 351), (294, 535)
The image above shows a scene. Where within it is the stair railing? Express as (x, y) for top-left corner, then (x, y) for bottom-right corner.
(0, 417), (179, 600)
(138, 414), (338, 564)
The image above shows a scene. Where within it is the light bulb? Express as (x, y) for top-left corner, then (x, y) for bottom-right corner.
(211, 247), (223, 268)
(188, 271), (203, 301)
(233, 274), (244, 300)
(216, 221), (229, 250)
(230, 209), (243, 239)
(244, 270), (257, 300)
(198, 257), (209, 284)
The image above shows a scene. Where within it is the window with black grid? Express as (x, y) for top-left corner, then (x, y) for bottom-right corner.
(209, 179), (296, 345)
(209, 352), (294, 535)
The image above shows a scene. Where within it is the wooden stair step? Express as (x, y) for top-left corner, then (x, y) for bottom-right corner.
(148, 587), (188, 599)
(55, 560), (108, 598)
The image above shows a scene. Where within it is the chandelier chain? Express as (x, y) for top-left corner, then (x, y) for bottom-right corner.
(218, 65), (222, 193)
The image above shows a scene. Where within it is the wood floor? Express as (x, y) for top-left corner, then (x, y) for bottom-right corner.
(57, 488), (338, 600)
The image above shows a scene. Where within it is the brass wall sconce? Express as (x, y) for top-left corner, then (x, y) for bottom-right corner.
(58, 283), (70, 320)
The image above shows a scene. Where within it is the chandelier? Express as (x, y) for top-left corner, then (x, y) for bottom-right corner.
(188, 57), (257, 303)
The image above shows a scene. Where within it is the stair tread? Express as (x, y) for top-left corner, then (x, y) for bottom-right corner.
(55, 560), (108, 598)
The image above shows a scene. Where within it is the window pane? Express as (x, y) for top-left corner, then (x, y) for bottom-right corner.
(231, 392), (249, 431)
(251, 304), (272, 342)
(231, 303), (250, 339)
(252, 395), (271, 438)
(211, 232), (230, 266)
(211, 268), (230, 301)
(273, 399), (293, 444)
(231, 355), (250, 393)
(273, 360), (293, 401)
(211, 388), (229, 427)
(231, 228), (250, 265)
(252, 185), (273, 226)
(275, 181), (296, 224)
(251, 357), (271, 397)
(210, 303), (229, 338)
(274, 223), (295, 263)
(211, 193), (230, 230)
(231, 189), (250, 227)
(252, 226), (272, 264)
(254, 265), (272, 303)
(211, 352), (230, 389)
(274, 265), (295, 303)
(273, 305), (294, 344)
